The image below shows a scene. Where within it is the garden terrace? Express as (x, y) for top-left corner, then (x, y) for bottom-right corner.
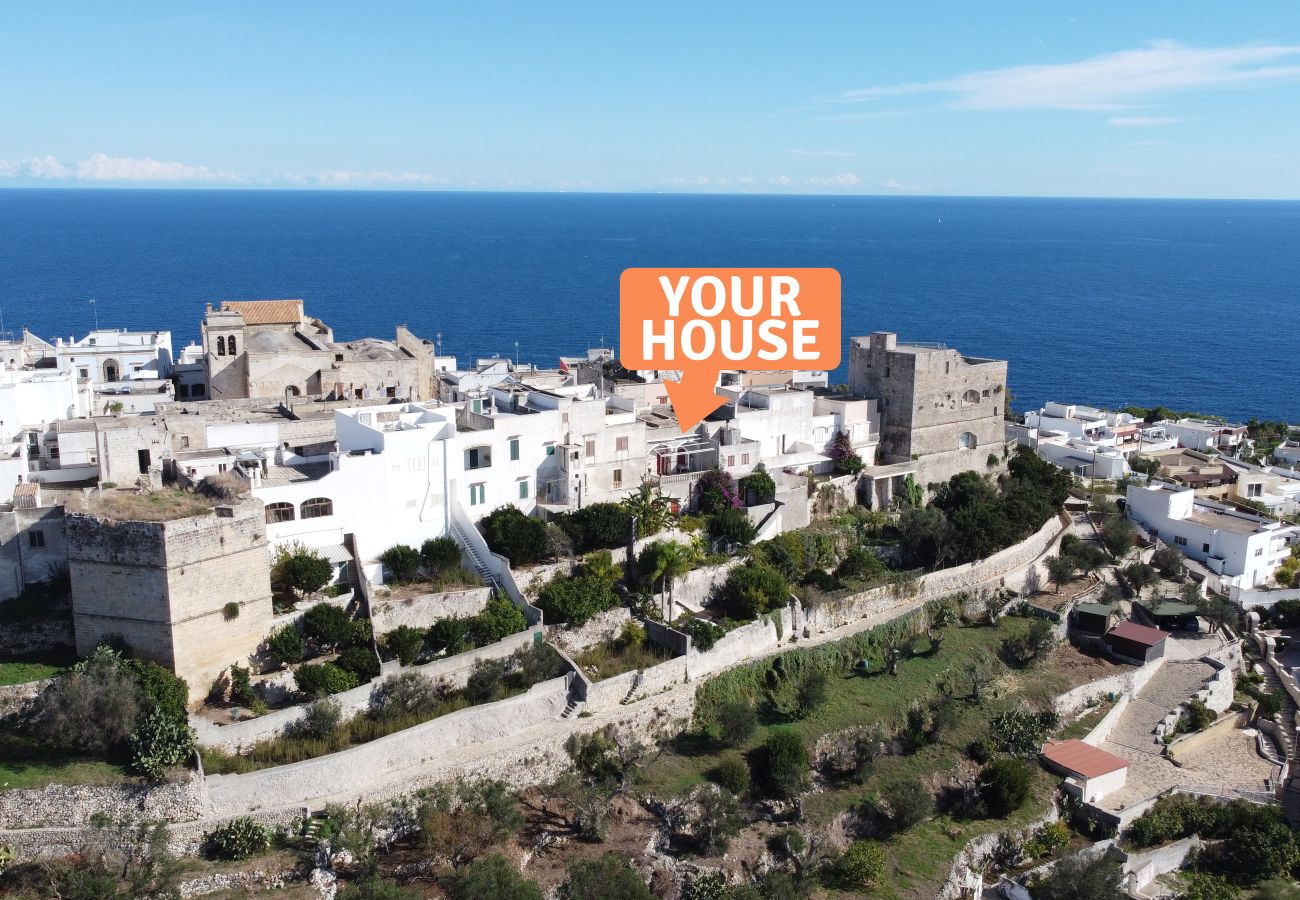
(639, 614), (1076, 899)
(201, 642), (569, 774)
(66, 486), (222, 522)
(573, 632), (675, 682)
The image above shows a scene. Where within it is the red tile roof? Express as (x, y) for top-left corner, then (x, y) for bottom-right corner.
(220, 300), (304, 326)
(1041, 739), (1129, 779)
(1106, 621), (1169, 647)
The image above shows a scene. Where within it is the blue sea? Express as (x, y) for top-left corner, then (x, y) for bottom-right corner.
(0, 189), (1296, 421)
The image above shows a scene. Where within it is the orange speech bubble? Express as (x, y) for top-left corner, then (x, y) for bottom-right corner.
(620, 268), (841, 430)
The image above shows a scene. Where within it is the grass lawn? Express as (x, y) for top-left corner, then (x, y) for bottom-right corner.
(0, 660), (66, 687)
(639, 616), (1078, 899)
(575, 638), (673, 681)
(0, 733), (130, 792)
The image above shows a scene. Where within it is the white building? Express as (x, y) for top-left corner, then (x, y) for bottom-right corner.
(249, 404), (460, 580)
(1161, 418), (1249, 453)
(1015, 402), (1177, 480)
(1125, 482), (1298, 590)
(0, 369), (92, 503)
(1274, 441), (1300, 471)
(54, 329), (174, 386)
(1223, 458), (1300, 518)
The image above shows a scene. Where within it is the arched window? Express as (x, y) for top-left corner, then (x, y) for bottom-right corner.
(300, 497), (333, 519)
(103, 359), (120, 382)
(216, 336), (226, 356)
(228, 335), (237, 355)
(958, 431), (977, 450)
(963, 389), (980, 405)
(265, 502), (295, 523)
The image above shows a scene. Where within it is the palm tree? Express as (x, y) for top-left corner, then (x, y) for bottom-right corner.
(640, 541), (691, 621)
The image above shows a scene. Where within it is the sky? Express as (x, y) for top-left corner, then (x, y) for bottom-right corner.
(1, 2), (1299, 198)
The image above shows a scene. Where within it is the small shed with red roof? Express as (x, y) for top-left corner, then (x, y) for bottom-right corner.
(1040, 739), (1130, 802)
(1104, 620), (1169, 664)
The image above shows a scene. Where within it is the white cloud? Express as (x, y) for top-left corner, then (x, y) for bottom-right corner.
(787, 148), (856, 157)
(304, 170), (450, 187)
(879, 177), (946, 194)
(0, 154), (456, 189)
(75, 153), (230, 181)
(842, 41), (1300, 110)
(805, 172), (862, 187)
(0, 155), (72, 178)
(1107, 115), (1185, 126)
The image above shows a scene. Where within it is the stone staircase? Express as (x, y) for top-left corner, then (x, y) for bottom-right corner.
(450, 518), (502, 593)
(1258, 658), (1300, 825)
(560, 698), (585, 719)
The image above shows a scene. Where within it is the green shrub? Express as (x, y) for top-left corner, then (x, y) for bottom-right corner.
(420, 536), (463, 573)
(980, 757), (1032, 818)
(556, 503), (633, 554)
(875, 774), (933, 833)
(739, 468), (776, 505)
(129, 707), (196, 779)
(347, 619), (373, 648)
(272, 544), (334, 598)
(759, 727), (809, 799)
(452, 853), (543, 900)
(469, 594), (528, 645)
(370, 671), (441, 720)
(680, 617), (726, 652)
(559, 852), (652, 900)
(836, 840), (885, 889)
(686, 871), (727, 900)
(713, 563), (788, 621)
(427, 617), (473, 654)
(335, 646), (380, 682)
(267, 624), (306, 665)
(229, 664), (256, 707)
(130, 658), (189, 721)
(295, 662), (358, 697)
(465, 657), (509, 704)
(293, 697), (343, 739)
(834, 546), (886, 582)
(794, 670), (828, 718)
(303, 603), (353, 648)
(1023, 820), (1070, 859)
(707, 506), (757, 545)
(382, 625), (425, 666)
(339, 876), (422, 900)
(714, 700), (758, 746)
(379, 544), (422, 584)
(709, 753), (751, 796)
(536, 573), (618, 626)
(991, 707), (1060, 757)
(480, 506), (549, 566)
(204, 816), (270, 860)
(31, 646), (143, 755)
(1176, 697), (1215, 735)
(222, 601), (240, 620)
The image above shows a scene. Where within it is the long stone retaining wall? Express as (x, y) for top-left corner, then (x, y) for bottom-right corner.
(1, 506), (1072, 857)
(0, 770), (208, 830)
(193, 626), (543, 753)
(369, 585), (492, 634)
(204, 675), (571, 817)
(548, 607), (633, 656)
(804, 513), (1067, 635)
(1053, 657), (1165, 718)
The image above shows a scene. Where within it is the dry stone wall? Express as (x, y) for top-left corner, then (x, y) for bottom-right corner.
(547, 607), (632, 655)
(204, 675), (570, 816)
(0, 771), (207, 830)
(193, 626), (543, 752)
(369, 585), (491, 634)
